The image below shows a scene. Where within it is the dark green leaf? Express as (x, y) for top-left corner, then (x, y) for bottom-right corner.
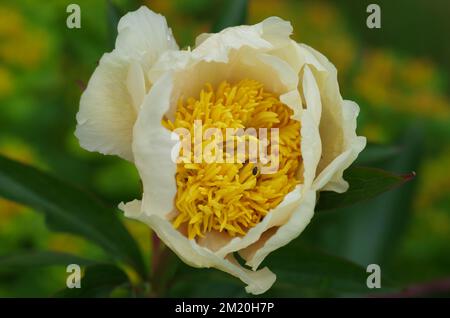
(55, 264), (130, 298)
(212, 0), (248, 32)
(316, 166), (413, 211)
(303, 124), (424, 267)
(166, 258), (246, 297)
(168, 269), (246, 297)
(0, 251), (96, 268)
(264, 240), (395, 296)
(166, 241), (395, 297)
(333, 124), (424, 265)
(0, 155), (146, 278)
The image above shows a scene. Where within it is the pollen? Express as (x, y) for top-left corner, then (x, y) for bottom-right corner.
(163, 79), (302, 240)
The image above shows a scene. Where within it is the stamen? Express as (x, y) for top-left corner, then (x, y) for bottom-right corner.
(163, 79), (302, 240)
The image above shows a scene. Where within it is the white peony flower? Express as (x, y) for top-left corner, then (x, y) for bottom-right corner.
(75, 6), (366, 295)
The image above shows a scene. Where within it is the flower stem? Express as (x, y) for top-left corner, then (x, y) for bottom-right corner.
(151, 230), (161, 277)
(149, 230), (164, 297)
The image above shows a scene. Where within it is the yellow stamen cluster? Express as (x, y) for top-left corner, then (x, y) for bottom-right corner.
(163, 79), (302, 240)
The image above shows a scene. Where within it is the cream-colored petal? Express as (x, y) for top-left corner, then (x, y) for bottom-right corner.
(313, 101), (366, 192)
(194, 16), (292, 48)
(300, 66), (322, 189)
(280, 89), (302, 121)
(255, 53), (298, 92)
(75, 6), (178, 161)
(297, 44), (327, 72)
(75, 53), (137, 161)
(115, 6), (178, 70)
(119, 199), (141, 218)
(213, 185), (302, 258)
(193, 16), (292, 61)
(150, 49), (301, 123)
(241, 189), (316, 270)
(126, 61), (146, 112)
(259, 16), (293, 47)
(119, 200), (276, 295)
(132, 73), (178, 218)
(193, 28), (271, 63)
(300, 44), (366, 192)
(303, 65), (322, 125)
(270, 40), (307, 74)
(149, 17), (298, 122)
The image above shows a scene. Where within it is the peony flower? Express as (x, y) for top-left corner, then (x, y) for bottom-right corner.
(75, 6), (366, 294)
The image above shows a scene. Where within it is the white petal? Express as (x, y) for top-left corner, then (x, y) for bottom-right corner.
(75, 6), (178, 161)
(153, 16), (293, 77)
(75, 53), (137, 161)
(303, 65), (322, 125)
(314, 101), (366, 192)
(213, 185), (302, 258)
(270, 40), (307, 75)
(194, 16), (292, 48)
(259, 16), (293, 47)
(126, 62), (146, 112)
(132, 73), (178, 218)
(297, 44), (327, 72)
(193, 16), (292, 63)
(115, 6), (178, 70)
(120, 200), (276, 295)
(300, 44), (366, 192)
(300, 66), (322, 189)
(241, 189), (316, 270)
(149, 49), (300, 123)
(280, 89), (302, 121)
(255, 53), (298, 92)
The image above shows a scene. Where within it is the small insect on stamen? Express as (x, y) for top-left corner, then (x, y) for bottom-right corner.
(252, 166), (258, 176)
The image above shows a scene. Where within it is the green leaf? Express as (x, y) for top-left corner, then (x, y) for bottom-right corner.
(333, 125), (424, 265)
(0, 251), (96, 268)
(166, 240), (395, 297)
(264, 240), (395, 296)
(55, 264), (130, 298)
(166, 259), (247, 297)
(212, 0), (248, 32)
(0, 155), (146, 278)
(316, 167), (413, 211)
(303, 124), (424, 267)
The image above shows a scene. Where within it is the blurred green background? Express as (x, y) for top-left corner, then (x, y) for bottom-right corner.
(0, 0), (449, 297)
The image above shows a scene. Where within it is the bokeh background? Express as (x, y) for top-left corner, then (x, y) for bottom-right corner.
(0, 0), (449, 297)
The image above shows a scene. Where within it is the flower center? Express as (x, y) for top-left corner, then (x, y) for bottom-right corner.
(163, 79), (302, 240)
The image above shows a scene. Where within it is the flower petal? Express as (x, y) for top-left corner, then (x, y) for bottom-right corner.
(240, 189), (316, 270)
(132, 73), (178, 217)
(147, 16), (300, 131)
(193, 16), (292, 62)
(126, 61), (146, 113)
(75, 6), (178, 161)
(314, 100), (367, 192)
(300, 65), (322, 189)
(300, 44), (366, 192)
(115, 6), (178, 70)
(213, 185), (302, 258)
(75, 53), (138, 161)
(119, 200), (276, 295)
